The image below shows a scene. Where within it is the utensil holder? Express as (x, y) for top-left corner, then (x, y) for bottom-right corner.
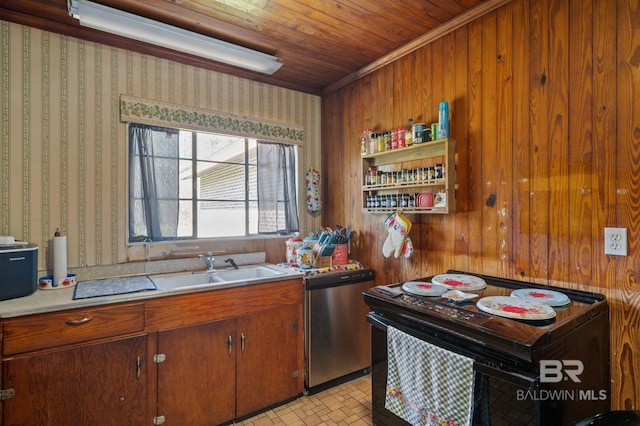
(314, 255), (332, 268)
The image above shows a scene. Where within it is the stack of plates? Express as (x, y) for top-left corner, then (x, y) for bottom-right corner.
(431, 274), (487, 291)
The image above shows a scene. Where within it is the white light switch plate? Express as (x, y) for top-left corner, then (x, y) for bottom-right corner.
(604, 227), (627, 256)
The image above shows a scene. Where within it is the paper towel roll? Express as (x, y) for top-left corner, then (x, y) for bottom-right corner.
(53, 235), (67, 287)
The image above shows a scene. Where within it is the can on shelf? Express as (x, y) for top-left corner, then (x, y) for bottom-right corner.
(412, 123), (425, 144)
(391, 129), (399, 150)
(398, 127), (407, 148)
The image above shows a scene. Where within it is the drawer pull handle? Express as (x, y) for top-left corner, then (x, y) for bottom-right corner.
(66, 316), (95, 326)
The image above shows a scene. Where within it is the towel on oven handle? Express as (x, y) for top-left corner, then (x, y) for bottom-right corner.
(385, 326), (475, 426)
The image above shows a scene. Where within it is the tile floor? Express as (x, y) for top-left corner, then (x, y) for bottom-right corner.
(234, 374), (372, 426)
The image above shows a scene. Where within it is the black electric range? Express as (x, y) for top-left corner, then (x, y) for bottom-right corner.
(364, 270), (610, 426)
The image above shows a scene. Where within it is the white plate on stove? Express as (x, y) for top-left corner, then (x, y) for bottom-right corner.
(511, 288), (570, 307)
(431, 274), (487, 291)
(476, 296), (556, 320)
(402, 281), (448, 297)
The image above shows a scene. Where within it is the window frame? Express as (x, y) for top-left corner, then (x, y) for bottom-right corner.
(127, 124), (299, 244)
(185, 131), (257, 240)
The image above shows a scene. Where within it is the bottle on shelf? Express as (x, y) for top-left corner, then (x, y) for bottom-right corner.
(360, 136), (368, 155)
(361, 128), (372, 156)
(405, 118), (413, 146)
(377, 133), (385, 153)
(369, 132), (377, 154)
(438, 101), (449, 139)
(380, 172), (388, 185)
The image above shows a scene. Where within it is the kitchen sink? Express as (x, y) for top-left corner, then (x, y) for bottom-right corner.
(149, 272), (224, 290)
(149, 264), (289, 291)
(214, 265), (287, 281)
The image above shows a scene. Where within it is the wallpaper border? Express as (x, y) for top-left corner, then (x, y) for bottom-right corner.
(120, 95), (305, 144)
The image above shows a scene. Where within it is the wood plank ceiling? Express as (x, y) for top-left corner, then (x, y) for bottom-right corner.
(1, 0), (507, 95)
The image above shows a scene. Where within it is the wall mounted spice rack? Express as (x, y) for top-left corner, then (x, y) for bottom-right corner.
(361, 138), (456, 214)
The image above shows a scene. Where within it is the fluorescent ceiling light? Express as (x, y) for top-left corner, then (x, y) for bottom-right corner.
(68, 0), (283, 75)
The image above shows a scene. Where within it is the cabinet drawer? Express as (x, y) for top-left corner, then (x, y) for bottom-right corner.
(3, 303), (145, 355)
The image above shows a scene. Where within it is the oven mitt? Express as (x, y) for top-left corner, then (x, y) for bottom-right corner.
(402, 236), (413, 258)
(382, 214), (397, 258)
(382, 212), (412, 258)
(394, 213), (412, 258)
(305, 168), (321, 212)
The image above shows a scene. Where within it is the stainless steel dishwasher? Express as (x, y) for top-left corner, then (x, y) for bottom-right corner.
(304, 268), (375, 391)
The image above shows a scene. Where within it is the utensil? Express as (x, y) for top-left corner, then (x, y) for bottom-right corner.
(320, 233), (336, 256)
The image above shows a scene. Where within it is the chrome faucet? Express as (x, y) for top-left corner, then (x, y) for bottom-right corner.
(199, 252), (216, 271)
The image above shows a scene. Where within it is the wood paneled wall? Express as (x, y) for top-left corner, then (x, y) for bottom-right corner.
(321, 0), (640, 410)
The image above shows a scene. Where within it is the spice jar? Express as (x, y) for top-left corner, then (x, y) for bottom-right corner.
(377, 134), (385, 153)
(369, 132), (377, 154)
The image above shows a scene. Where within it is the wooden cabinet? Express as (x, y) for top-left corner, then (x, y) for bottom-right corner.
(0, 279), (303, 426)
(157, 319), (236, 425)
(147, 278), (303, 424)
(155, 304), (302, 424)
(361, 138), (456, 214)
(1, 303), (147, 425)
(236, 304), (301, 417)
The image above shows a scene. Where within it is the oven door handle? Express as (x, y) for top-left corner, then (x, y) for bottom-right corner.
(367, 311), (488, 349)
(473, 362), (538, 388)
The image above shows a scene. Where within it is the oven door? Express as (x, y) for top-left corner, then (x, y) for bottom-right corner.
(369, 313), (547, 426)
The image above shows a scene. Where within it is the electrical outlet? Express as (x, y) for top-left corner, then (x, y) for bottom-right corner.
(604, 227), (627, 256)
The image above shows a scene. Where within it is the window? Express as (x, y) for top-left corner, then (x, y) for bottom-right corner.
(128, 123), (299, 243)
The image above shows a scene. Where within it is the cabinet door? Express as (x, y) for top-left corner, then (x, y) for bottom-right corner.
(3, 335), (147, 426)
(157, 319), (236, 425)
(236, 304), (303, 417)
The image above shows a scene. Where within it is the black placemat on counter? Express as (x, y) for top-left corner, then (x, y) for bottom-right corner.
(73, 275), (156, 300)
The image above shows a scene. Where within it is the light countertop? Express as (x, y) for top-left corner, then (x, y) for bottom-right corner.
(0, 265), (304, 318)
